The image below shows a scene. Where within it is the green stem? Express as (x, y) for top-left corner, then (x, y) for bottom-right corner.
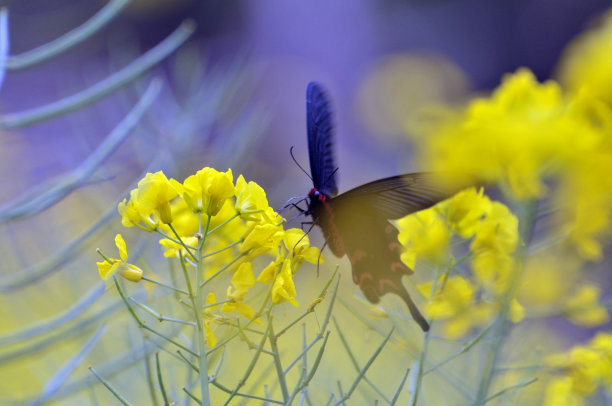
(206, 212), (240, 236)
(473, 200), (537, 405)
(141, 276), (188, 295)
(89, 366), (133, 406)
(194, 212), (212, 405)
(268, 320), (290, 402)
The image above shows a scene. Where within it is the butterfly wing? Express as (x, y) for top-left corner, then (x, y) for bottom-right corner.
(331, 172), (474, 220)
(334, 209), (430, 331)
(324, 173), (474, 331)
(307, 82), (338, 197)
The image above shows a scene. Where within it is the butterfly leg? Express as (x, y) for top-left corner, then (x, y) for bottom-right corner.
(300, 221), (314, 230)
(279, 196), (308, 214)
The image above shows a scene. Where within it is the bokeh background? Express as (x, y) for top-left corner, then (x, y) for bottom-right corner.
(1, 0), (611, 404)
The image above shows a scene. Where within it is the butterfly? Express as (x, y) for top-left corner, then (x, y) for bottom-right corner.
(302, 82), (470, 331)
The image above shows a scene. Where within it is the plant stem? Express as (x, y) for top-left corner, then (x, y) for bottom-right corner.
(194, 212), (212, 405)
(473, 200), (537, 405)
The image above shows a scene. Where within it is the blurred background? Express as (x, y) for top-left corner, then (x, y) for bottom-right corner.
(1, 0), (611, 404)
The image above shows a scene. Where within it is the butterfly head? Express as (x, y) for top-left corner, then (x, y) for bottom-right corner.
(308, 188), (327, 203)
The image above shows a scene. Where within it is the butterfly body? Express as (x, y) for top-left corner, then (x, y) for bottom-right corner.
(303, 82), (470, 331)
(307, 188), (346, 257)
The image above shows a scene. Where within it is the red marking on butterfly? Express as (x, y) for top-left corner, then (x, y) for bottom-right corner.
(388, 242), (401, 252)
(303, 82), (474, 331)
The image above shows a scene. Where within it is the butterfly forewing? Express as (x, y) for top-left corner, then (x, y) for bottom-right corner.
(307, 82), (338, 197)
(331, 173), (475, 220)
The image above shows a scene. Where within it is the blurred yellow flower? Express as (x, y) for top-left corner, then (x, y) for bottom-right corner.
(412, 66), (612, 261)
(471, 202), (518, 294)
(418, 276), (492, 339)
(203, 319), (218, 348)
(518, 253), (577, 306)
(543, 377), (585, 406)
(398, 208), (450, 267)
(96, 234), (143, 283)
(509, 298), (525, 323)
(441, 187), (491, 238)
(546, 332), (612, 404)
(557, 9), (612, 105)
(564, 285), (610, 327)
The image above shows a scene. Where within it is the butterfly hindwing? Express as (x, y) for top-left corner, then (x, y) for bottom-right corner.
(332, 207), (430, 331)
(307, 82), (338, 197)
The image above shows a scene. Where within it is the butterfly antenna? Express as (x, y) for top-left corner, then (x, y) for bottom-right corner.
(290, 146), (313, 181)
(323, 167), (339, 186)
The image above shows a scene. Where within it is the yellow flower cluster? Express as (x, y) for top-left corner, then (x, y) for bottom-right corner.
(557, 10), (612, 105)
(98, 167), (322, 345)
(398, 188), (523, 338)
(545, 332), (612, 406)
(411, 68), (612, 262)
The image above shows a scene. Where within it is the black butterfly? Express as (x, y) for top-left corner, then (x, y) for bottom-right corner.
(303, 82), (470, 332)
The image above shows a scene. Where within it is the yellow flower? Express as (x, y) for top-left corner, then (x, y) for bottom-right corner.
(118, 189), (158, 231)
(442, 187), (491, 238)
(413, 69), (584, 200)
(258, 253), (284, 284)
(158, 198), (199, 237)
(220, 263), (261, 323)
(564, 285), (610, 327)
(235, 175), (269, 221)
(418, 276), (492, 339)
(270, 260), (299, 306)
(545, 332), (612, 398)
(159, 236), (198, 259)
(398, 208), (450, 267)
(240, 223), (285, 259)
(135, 171), (177, 224)
(470, 202), (518, 256)
(174, 167), (234, 216)
(96, 234), (143, 283)
(543, 377), (586, 406)
(203, 319), (218, 348)
(509, 298), (525, 323)
(205, 292), (218, 310)
(590, 333), (612, 387)
(560, 151), (612, 261)
(283, 228), (321, 268)
(226, 262), (255, 301)
(221, 301), (257, 320)
(557, 9), (612, 105)
(470, 202), (518, 294)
